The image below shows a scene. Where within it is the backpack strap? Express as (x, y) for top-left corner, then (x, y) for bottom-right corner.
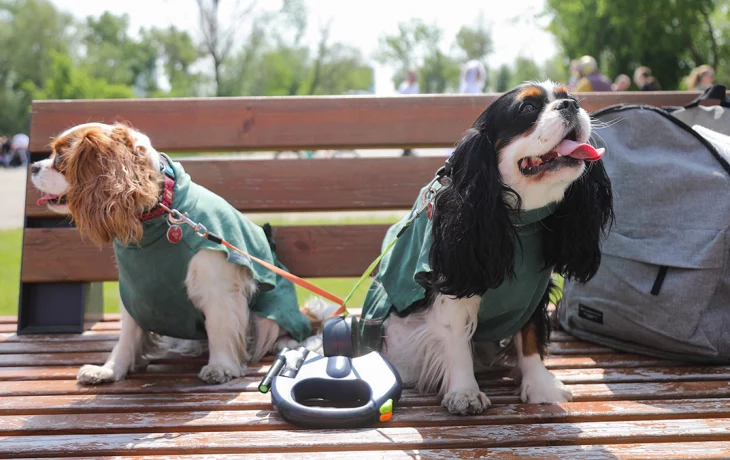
(684, 84), (730, 109)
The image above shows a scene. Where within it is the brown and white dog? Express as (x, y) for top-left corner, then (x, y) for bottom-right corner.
(30, 123), (326, 385)
(367, 81), (614, 415)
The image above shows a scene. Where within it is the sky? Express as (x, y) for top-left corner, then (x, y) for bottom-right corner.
(50, 0), (558, 94)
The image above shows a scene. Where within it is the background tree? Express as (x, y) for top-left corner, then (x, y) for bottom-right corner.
(509, 57), (543, 88)
(545, 0), (723, 89)
(494, 64), (513, 92)
(0, 0), (75, 134)
(24, 51), (135, 101)
(82, 12), (159, 95)
(196, 0), (258, 96)
(454, 14), (493, 61)
(144, 26), (206, 97)
(376, 19), (460, 93)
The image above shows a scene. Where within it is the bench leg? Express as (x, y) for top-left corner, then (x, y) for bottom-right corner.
(17, 282), (103, 334)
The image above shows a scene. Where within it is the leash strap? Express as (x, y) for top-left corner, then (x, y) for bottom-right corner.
(159, 203), (347, 308)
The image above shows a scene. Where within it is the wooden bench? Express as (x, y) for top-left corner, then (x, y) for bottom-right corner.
(5, 91), (730, 458)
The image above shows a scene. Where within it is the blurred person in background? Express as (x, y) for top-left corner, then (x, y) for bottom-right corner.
(686, 65), (715, 91)
(3, 133), (29, 168)
(458, 60), (487, 94)
(572, 55), (612, 92)
(633, 66), (661, 91)
(398, 69), (420, 95)
(0, 136), (9, 167)
(612, 74), (631, 91)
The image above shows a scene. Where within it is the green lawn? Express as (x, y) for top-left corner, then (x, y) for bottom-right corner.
(0, 213), (404, 316)
(0, 229), (22, 315)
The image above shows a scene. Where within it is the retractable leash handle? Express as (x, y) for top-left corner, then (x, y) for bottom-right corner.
(268, 349), (402, 429)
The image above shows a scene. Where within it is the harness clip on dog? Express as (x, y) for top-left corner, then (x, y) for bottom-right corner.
(158, 166), (451, 428)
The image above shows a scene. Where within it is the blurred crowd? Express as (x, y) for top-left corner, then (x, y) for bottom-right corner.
(398, 55), (717, 99)
(566, 55), (716, 93)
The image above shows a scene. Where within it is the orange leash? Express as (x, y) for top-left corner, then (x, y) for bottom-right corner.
(220, 240), (346, 308)
(159, 204), (347, 314)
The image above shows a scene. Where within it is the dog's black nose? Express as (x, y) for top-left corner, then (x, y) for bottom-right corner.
(556, 99), (579, 112)
(31, 163), (41, 175)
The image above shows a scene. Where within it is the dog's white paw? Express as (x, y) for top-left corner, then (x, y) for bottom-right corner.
(198, 363), (242, 384)
(301, 335), (323, 354)
(441, 388), (491, 415)
(77, 365), (121, 385)
(273, 337), (301, 354)
(520, 370), (573, 404)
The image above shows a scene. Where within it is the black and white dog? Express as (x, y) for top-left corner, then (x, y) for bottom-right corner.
(361, 81), (614, 415)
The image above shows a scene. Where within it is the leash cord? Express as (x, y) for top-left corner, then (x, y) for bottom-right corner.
(159, 203), (347, 308)
(158, 171), (450, 319)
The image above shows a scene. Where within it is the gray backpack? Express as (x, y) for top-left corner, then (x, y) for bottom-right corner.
(560, 89), (730, 363)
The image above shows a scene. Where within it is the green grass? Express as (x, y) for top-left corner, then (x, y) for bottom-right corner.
(0, 229), (22, 315)
(0, 214), (405, 316)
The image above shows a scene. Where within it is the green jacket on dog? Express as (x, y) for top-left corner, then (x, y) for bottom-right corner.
(114, 154), (311, 342)
(360, 185), (555, 352)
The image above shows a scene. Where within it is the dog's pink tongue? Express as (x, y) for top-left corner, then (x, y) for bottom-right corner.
(554, 139), (605, 161)
(37, 194), (58, 205)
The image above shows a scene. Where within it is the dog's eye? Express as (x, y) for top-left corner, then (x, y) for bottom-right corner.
(520, 104), (536, 114)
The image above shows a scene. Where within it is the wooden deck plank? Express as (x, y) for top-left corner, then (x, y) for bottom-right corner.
(3, 380), (729, 416)
(0, 350), (677, 368)
(0, 379), (728, 404)
(0, 365), (727, 385)
(34, 442), (730, 460)
(3, 418), (730, 457)
(3, 400), (730, 436)
(0, 333), (124, 343)
(0, 338), (611, 355)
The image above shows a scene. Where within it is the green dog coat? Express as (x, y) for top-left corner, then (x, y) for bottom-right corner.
(114, 154), (311, 342)
(359, 185), (555, 352)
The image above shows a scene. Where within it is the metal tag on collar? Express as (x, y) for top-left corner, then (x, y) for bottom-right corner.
(165, 211), (183, 244)
(167, 223), (183, 244)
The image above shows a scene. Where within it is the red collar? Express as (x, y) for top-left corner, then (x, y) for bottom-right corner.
(138, 156), (175, 222)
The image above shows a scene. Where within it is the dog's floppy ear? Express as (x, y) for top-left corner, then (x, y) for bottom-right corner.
(429, 123), (518, 298)
(65, 124), (160, 247)
(541, 159), (614, 282)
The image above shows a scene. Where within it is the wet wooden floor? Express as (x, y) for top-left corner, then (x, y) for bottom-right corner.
(1, 314), (729, 459)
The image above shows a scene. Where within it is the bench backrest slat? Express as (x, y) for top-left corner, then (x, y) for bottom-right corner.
(30, 92), (702, 153)
(21, 224), (390, 282)
(25, 157), (445, 218)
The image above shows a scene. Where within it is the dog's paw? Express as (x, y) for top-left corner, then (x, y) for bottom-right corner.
(441, 388), (491, 415)
(198, 363), (242, 384)
(273, 337), (301, 354)
(300, 335), (323, 354)
(77, 365), (120, 385)
(520, 370), (573, 404)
